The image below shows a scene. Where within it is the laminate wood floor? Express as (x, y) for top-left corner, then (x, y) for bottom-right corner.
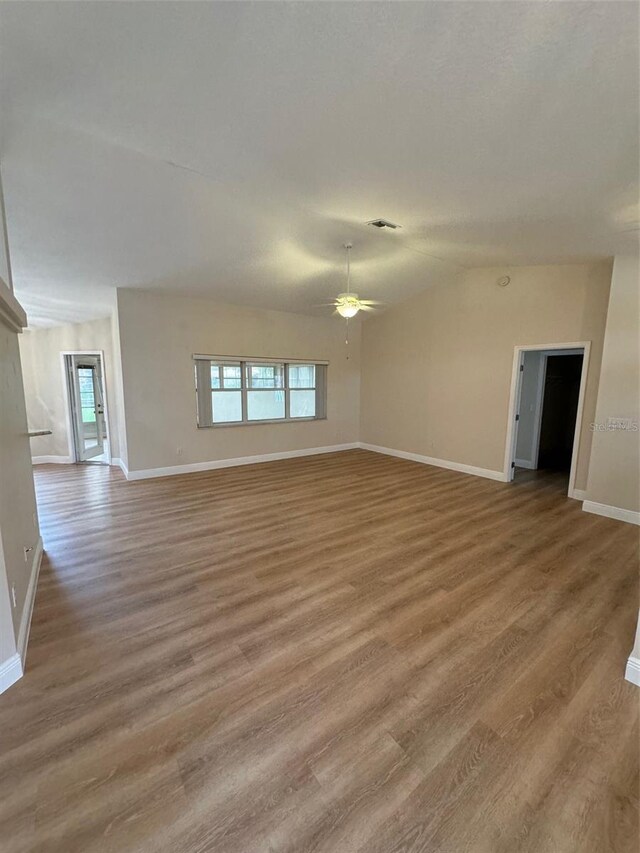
(1, 450), (638, 853)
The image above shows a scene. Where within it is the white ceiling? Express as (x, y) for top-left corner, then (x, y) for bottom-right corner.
(1, 1), (637, 327)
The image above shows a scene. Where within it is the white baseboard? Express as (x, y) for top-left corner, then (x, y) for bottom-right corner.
(1, 536), (44, 694)
(32, 455), (73, 465)
(514, 458), (536, 470)
(358, 443), (507, 482)
(582, 500), (640, 526)
(625, 656), (640, 687)
(0, 653), (23, 694)
(111, 457), (128, 476)
(17, 536), (43, 666)
(570, 488), (587, 501)
(124, 443), (360, 481)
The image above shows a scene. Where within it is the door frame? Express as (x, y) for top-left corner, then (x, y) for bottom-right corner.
(503, 341), (591, 498)
(60, 350), (112, 464)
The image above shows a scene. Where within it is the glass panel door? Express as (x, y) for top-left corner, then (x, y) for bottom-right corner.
(75, 364), (104, 459)
(67, 354), (109, 462)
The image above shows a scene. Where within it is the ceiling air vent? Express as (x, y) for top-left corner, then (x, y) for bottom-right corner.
(367, 218), (401, 229)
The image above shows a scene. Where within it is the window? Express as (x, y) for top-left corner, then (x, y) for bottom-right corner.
(77, 367), (97, 424)
(246, 363), (285, 421)
(195, 357), (327, 427)
(208, 361), (242, 422)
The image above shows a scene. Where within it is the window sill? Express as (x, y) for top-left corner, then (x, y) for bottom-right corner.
(197, 416), (327, 429)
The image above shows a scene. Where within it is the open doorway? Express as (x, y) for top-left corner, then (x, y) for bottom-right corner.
(63, 352), (111, 464)
(504, 343), (590, 498)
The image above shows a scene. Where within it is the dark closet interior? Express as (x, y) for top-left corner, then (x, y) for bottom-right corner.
(537, 354), (584, 471)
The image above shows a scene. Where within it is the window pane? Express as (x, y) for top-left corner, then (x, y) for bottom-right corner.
(247, 390), (285, 420)
(212, 390), (242, 422)
(290, 389), (316, 418)
(77, 370), (97, 423)
(210, 365), (221, 389)
(289, 364), (315, 389)
(222, 365), (241, 388)
(248, 363), (284, 388)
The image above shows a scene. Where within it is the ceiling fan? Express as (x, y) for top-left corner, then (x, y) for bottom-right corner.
(320, 243), (383, 318)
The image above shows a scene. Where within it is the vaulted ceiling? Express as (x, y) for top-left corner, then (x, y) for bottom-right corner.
(1, 1), (637, 326)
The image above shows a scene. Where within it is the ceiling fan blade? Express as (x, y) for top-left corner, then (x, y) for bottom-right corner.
(359, 299), (384, 306)
(359, 304), (378, 312)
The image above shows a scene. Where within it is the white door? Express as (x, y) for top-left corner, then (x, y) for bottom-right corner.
(70, 356), (107, 461)
(508, 351), (526, 481)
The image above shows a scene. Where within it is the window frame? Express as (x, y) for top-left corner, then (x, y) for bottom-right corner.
(194, 356), (327, 428)
(208, 360), (244, 424)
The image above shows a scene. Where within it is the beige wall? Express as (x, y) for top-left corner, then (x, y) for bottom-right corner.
(586, 254), (640, 512)
(116, 289), (361, 473)
(110, 298), (129, 469)
(15, 260), (627, 500)
(0, 320), (40, 648)
(360, 261), (612, 489)
(0, 534), (17, 667)
(0, 164), (40, 681)
(0, 173), (11, 293)
(19, 317), (121, 460)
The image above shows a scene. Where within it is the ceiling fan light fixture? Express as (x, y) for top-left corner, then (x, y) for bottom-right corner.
(335, 293), (361, 318)
(367, 218), (401, 229)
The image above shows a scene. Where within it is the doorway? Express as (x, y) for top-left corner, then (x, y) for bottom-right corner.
(504, 343), (590, 498)
(63, 353), (111, 464)
(537, 354), (584, 471)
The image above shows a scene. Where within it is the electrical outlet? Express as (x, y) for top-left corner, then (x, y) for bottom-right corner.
(11, 584), (16, 608)
(176, 447), (183, 456)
